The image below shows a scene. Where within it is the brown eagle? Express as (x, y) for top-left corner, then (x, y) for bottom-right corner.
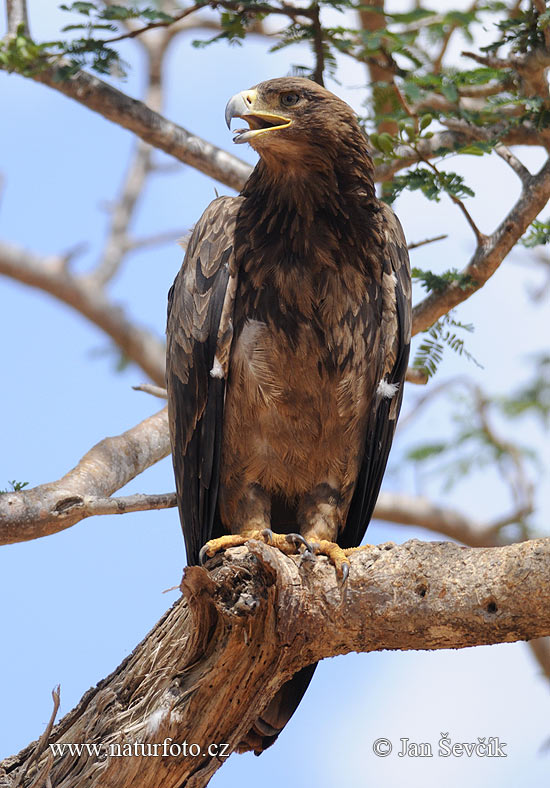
(166, 77), (411, 753)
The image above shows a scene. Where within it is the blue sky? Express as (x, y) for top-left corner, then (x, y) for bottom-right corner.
(1, 1), (549, 785)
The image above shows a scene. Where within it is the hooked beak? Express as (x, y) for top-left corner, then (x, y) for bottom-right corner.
(225, 89), (292, 144)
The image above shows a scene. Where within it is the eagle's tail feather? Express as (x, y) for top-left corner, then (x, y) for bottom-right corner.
(238, 663), (318, 754)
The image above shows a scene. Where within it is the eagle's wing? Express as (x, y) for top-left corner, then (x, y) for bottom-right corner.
(166, 196), (242, 566)
(340, 204), (412, 548)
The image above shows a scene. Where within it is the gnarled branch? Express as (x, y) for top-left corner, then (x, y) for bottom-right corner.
(1, 538), (549, 788)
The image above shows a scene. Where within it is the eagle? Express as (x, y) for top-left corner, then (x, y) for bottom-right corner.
(166, 77), (411, 754)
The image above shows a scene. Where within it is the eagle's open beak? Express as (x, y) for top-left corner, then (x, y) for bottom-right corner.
(225, 89), (292, 144)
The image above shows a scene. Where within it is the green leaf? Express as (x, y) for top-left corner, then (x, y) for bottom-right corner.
(406, 442), (448, 462)
(520, 219), (550, 248)
(59, 2), (96, 14)
(384, 168), (475, 205)
(0, 480), (29, 494)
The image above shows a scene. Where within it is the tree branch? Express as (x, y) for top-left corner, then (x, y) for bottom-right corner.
(2, 539), (549, 787)
(0, 407), (169, 544)
(0, 241), (166, 385)
(6, 0), (29, 35)
(412, 155), (550, 335)
(92, 139), (154, 287)
(27, 66), (252, 193)
(0, 401), (526, 549)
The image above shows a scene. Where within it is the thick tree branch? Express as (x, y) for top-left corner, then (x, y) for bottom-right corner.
(1, 539), (549, 788)
(0, 241), (166, 385)
(0, 402), (525, 549)
(29, 67), (252, 192)
(1, 56), (546, 194)
(0, 407), (169, 544)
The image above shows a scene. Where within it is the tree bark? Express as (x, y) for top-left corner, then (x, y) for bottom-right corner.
(2, 538), (549, 788)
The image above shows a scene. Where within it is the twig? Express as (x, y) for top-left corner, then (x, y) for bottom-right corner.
(462, 49), (503, 69)
(91, 140), (153, 286)
(212, 0), (315, 23)
(310, 3), (325, 86)
(433, 0), (479, 73)
(133, 383), (168, 399)
(124, 229), (187, 253)
(415, 147), (485, 243)
(15, 686), (60, 788)
(100, 3), (205, 45)
(495, 143), (532, 185)
(392, 79), (418, 133)
(407, 233), (447, 250)
(412, 153), (550, 341)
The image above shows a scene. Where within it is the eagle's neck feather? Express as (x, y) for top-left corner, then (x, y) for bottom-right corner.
(238, 146), (381, 262)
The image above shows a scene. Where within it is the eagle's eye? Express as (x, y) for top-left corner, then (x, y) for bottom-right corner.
(280, 92), (300, 108)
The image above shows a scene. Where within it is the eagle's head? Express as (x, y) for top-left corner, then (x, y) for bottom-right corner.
(225, 77), (367, 167)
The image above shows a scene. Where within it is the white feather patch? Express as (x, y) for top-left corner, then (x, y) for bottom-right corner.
(377, 379), (399, 399)
(210, 355), (224, 379)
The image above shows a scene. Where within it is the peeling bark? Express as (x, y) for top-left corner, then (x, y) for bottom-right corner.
(1, 539), (549, 788)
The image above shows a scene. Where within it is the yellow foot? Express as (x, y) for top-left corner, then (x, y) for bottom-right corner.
(308, 541), (374, 582)
(198, 529), (310, 565)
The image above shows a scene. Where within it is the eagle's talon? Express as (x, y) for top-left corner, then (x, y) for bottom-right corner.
(341, 562), (350, 584)
(285, 532), (312, 552)
(300, 548), (317, 564)
(198, 544), (211, 565)
(261, 528), (274, 544)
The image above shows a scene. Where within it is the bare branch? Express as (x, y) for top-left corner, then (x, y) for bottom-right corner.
(100, 3), (205, 45)
(412, 155), (550, 335)
(6, 0), (29, 35)
(407, 233), (447, 250)
(311, 3), (325, 86)
(133, 383), (168, 399)
(25, 67), (252, 192)
(2, 540), (550, 787)
(495, 142), (532, 185)
(0, 407), (169, 545)
(0, 241), (166, 385)
(74, 491), (177, 517)
(91, 140), (153, 286)
(17, 686), (61, 788)
(0, 392), (525, 548)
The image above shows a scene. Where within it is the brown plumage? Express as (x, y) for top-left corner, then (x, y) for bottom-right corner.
(166, 77), (411, 753)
